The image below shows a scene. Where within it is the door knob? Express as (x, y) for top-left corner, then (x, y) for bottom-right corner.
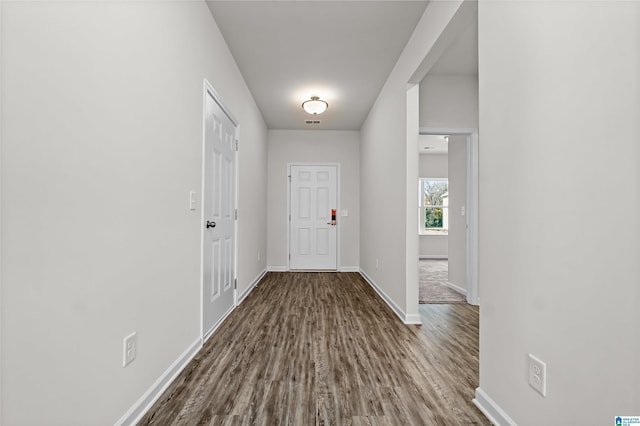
(206, 221), (216, 229)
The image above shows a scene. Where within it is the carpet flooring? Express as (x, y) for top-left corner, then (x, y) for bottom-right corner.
(419, 259), (467, 304)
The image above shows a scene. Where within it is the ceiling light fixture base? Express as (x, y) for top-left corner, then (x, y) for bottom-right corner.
(302, 96), (328, 115)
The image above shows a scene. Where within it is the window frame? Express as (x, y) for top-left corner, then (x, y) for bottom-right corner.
(418, 177), (449, 235)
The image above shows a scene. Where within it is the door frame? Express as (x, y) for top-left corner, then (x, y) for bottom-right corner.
(419, 127), (479, 305)
(286, 162), (341, 271)
(200, 79), (239, 343)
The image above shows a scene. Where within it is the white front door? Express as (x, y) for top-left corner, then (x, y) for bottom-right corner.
(202, 85), (236, 338)
(289, 165), (338, 270)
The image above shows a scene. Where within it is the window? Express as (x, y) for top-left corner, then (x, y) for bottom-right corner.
(419, 178), (448, 235)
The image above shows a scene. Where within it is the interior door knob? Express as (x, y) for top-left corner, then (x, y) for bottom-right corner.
(206, 221), (216, 229)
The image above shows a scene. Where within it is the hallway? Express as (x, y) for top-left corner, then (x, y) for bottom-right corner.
(140, 273), (487, 425)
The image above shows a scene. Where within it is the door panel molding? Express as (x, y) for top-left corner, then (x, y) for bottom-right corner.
(201, 79), (238, 341)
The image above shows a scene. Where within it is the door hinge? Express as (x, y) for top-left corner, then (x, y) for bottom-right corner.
(234, 278), (237, 290)
(235, 209), (238, 220)
(288, 175), (291, 182)
(289, 214), (291, 221)
(235, 140), (238, 151)
(288, 253), (291, 260)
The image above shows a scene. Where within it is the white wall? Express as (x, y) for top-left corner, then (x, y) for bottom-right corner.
(419, 74), (478, 129)
(0, 2), (267, 424)
(361, 0), (468, 322)
(447, 136), (467, 291)
(267, 130), (360, 270)
(419, 153), (448, 178)
(419, 154), (448, 258)
(418, 57), (477, 297)
(477, 1), (640, 424)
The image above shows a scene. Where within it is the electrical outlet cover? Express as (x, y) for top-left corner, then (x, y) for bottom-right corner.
(123, 332), (137, 367)
(528, 353), (546, 396)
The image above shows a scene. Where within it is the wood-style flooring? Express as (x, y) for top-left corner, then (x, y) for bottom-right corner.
(139, 272), (488, 425)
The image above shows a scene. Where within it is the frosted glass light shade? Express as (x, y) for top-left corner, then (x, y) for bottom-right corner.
(302, 96), (328, 115)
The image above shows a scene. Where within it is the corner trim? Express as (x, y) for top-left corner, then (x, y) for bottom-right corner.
(237, 269), (266, 304)
(115, 338), (202, 426)
(339, 266), (360, 272)
(472, 387), (517, 426)
(359, 270), (420, 325)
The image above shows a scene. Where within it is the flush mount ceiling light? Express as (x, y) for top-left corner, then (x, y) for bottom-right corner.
(302, 96), (328, 115)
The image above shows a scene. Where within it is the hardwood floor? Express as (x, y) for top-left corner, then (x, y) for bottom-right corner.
(139, 272), (488, 425)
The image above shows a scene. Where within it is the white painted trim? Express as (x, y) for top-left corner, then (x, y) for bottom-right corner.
(203, 80), (238, 127)
(237, 269), (266, 304)
(473, 387), (517, 426)
(404, 313), (422, 325)
(115, 338), (202, 426)
(0, 2), (3, 415)
(445, 281), (467, 296)
(359, 270), (421, 325)
(199, 80), (207, 348)
(419, 127), (477, 135)
(203, 303), (235, 343)
(233, 125), (240, 309)
(359, 270), (405, 323)
(287, 163), (341, 271)
(405, 84), (421, 326)
(418, 255), (448, 259)
(338, 266), (360, 272)
(467, 131), (479, 305)
(267, 266), (288, 272)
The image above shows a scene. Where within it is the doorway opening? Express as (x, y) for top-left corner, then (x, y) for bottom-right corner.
(418, 128), (478, 305)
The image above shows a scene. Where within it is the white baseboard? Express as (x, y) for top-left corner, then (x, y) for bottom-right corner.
(203, 302), (236, 343)
(418, 255), (448, 259)
(473, 387), (517, 426)
(404, 313), (422, 324)
(445, 281), (467, 296)
(238, 269), (266, 304)
(115, 338), (201, 426)
(359, 269), (420, 325)
(116, 268), (268, 425)
(269, 266), (360, 273)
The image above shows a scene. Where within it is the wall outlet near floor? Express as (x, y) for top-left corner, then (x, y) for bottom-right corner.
(528, 353), (546, 396)
(123, 332), (137, 367)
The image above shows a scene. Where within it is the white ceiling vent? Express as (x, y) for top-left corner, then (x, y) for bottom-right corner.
(305, 120), (321, 125)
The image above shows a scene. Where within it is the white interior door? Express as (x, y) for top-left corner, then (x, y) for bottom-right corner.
(203, 86), (236, 337)
(289, 165), (337, 270)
